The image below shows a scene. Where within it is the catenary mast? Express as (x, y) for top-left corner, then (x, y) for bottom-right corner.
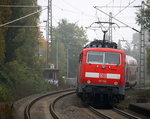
(46, 0), (52, 67)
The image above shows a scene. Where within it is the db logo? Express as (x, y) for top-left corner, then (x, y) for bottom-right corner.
(99, 73), (107, 78)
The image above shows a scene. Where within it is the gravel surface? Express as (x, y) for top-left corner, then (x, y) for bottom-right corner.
(29, 93), (63, 119)
(124, 109), (150, 119)
(55, 94), (100, 119)
(13, 90), (75, 119)
(13, 94), (41, 119)
(28, 91), (75, 119)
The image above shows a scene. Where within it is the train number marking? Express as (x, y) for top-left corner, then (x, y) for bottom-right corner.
(85, 72), (120, 79)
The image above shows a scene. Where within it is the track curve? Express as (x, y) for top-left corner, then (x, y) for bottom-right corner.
(88, 106), (142, 119)
(24, 89), (75, 119)
(50, 92), (75, 119)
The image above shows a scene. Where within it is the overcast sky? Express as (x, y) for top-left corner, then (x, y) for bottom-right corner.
(37, 0), (146, 43)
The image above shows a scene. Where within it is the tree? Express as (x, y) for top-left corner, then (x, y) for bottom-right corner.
(136, 0), (150, 32)
(120, 41), (132, 56)
(136, 0), (150, 72)
(0, 0), (53, 101)
(0, 0), (12, 63)
(5, 0), (40, 67)
(50, 19), (88, 77)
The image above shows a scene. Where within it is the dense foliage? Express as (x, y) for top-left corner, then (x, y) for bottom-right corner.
(136, 0), (150, 72)
(50, 19), (88, 78)
(0, 1), (88, 101)
(0, 0), (12, 63)
(0, 0), (52, 101)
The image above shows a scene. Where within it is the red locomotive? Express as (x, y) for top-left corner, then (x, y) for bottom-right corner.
(76, 40), (138, 105)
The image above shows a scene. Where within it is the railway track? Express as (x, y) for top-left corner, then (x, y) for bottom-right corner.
(89, 106), (142, 119)
(49, 91), (144, 119)
(23, 88), (146, 119)
(50, 92), (76, 119)
(24, 89), (75, 119)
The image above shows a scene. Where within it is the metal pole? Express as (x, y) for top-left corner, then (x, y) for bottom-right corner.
(109, 12), (112, 42)
(66, 48), (69, 80)
(45, 0), (52, 68)
(48, 0), (52, 42)
(45, 21), (49, 67)
(139, 1), (145, 88)
(56, 38), (59, 68)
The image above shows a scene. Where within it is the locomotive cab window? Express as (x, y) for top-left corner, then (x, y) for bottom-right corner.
(105, 52), (120, 65)
(87, 51), (120, 65)
(87, 51), (104, 64)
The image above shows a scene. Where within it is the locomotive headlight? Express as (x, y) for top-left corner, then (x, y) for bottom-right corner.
(87, 80), (91, 84)
(114, 81), (118, 85)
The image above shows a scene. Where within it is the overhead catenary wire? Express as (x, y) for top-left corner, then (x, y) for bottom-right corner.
(95, 0), (137, 17)
(52, 16), (60, 24)
(53, 4), (80, 15)
(62, 0), (97, 18)
(105, 0), (114, 6)
(114, 0), (137, 17)
(91, 0), (139, 38)
(96, 19), (108, 32)
(62, 0), (84, 13)
(53, 4), (96, 18)
(93, 29), (100, 39)
(97, 6), (136, 8)
(0, 8), (47, 27)
(94, 6), (140, 33)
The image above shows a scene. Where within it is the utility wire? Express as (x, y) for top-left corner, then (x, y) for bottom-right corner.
(114, 0), (137, 17)
(3, 25), (46, 28)
(53, 4), (96, 18)
(62, 0), (83, 12)
(0, 5), (46, 8)
(97, 18), (108, 31)
(0, 8), (47, 27)
(105, 0), (114, 6)
(94, 6), (140, 33)
(96, 6), (137, 8)
(62, 0), (96, 18)
(53, 4), (80, 15)
(52, 16), (59, 24)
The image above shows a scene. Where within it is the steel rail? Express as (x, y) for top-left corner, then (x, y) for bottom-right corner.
(113, 107), (141, 119)
(24, 88), (75, 119)
(88, 106), (113, 119)
(50, 91), (75, 119)
(89, 106), (142, 119)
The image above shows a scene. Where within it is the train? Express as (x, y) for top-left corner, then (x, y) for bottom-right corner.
(76, 40), (138, 106)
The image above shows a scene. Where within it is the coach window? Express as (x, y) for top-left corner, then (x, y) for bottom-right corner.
(105, 52), (120, 65)
(87, 51), (104, 64)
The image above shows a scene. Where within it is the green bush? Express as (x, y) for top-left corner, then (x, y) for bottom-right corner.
(0, 61), (58, 101)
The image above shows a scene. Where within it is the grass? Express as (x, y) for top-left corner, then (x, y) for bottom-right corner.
(117, 88), (150, 109)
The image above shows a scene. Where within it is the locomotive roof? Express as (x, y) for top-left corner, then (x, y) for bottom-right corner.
(84, 39), (118, 49)
(82, 47), (125, 54)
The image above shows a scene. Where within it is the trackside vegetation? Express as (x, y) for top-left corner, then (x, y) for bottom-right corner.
(0, 0), (50, 101)
(0, 0), (88, 103)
